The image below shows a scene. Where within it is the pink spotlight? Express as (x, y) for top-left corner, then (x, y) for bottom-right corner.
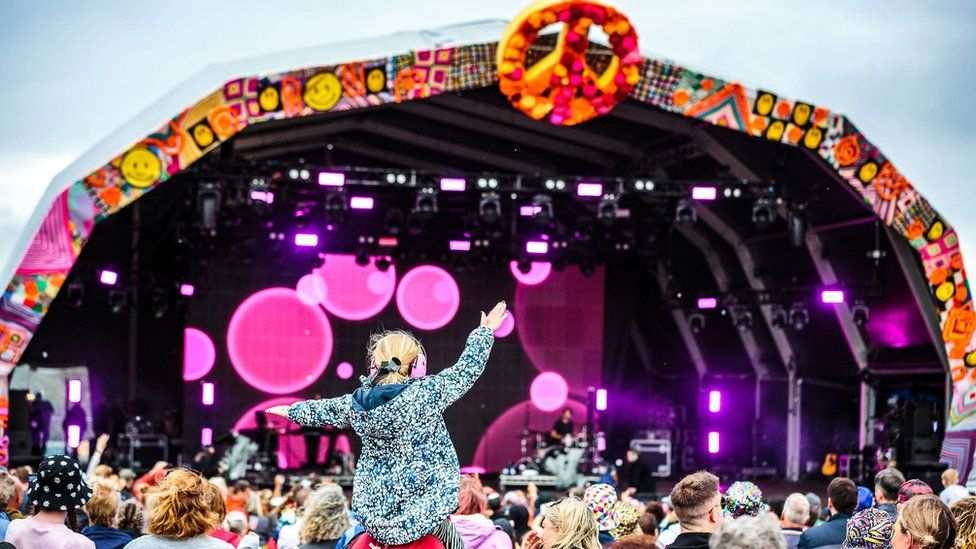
(99, 270), (118, 286)
(336, 361), (354, 380)
(67, 425), (81, 449)
(180, 284), (195, 297)
(577, 182), (603, 197)
(449, 240), (471, 252)
(183, 327), (216, 381)
(529, 372), (569, 412)
(250, 190), (275, 204)
(350, 196), (374, 210)
(67, 379), (81, 404)
(378, 237), (398, 248)
(295, 233), (319, 247)
(396, 265), (460, 330)
(460, 466), (486, 474)
(692, 186), (717, 201)
(318, 172), (345, 186)
(296, 273), (328, 306)
(201, 427), (213, 447)
(708, 431), (720, 454)
(821, 289), (845, 304)
(509, 261), (551, 286)
(494, 311), (516, 338)
(318, 254), (396, 321)
(595, 388), (608, 411)
(526, 241), (548, 255)
(520, 205), (542, 217)
(202, 382), (215, 406)
(708, 390), (721, 413)
(697, 297), (718, 309)
(440, 178), (466, 192)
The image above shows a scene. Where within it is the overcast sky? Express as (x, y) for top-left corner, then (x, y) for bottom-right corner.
(1, 1), (974, 271)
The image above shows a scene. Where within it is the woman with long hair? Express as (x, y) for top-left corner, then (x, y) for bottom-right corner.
(524, 498), (602, 549)
(892, 494), (956, 549)
(298, 484), (353, 549)
(949, 497), (976, 549)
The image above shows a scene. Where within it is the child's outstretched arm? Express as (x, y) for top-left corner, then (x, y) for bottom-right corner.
(426, 301), (508, 412)
(266, 394), (353, 429)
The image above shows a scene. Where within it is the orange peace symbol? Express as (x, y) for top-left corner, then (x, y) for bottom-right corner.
(497, 0), (641, 126)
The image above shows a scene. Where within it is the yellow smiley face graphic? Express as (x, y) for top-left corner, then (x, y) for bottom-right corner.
(119, 146), (162, 188)
(793, 103), (812, 126)
(192, 124), (215, 148)
(803, 126), (823, 149)
(259, 86), (280, 112)
(936, 281), (955, 302)
(756, 93), (775, 116)
(766, 120), (785, 141)
(304, 72), (343, 111)
(928, 220), (945, 241)
(858, 161), (879, 183)
(366, 68), (386, 94)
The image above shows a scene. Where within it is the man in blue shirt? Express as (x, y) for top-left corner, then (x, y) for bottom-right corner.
(798, 477), (858, 549)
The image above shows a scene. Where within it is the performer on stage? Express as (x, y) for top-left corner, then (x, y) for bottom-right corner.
(266, 301), (508, 548)
(548, 408), (575, 446)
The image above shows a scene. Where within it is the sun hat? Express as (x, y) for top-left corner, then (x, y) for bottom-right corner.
(27, 455), (93, 512)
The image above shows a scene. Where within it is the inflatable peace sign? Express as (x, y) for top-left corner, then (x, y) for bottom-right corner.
(497, 0), (641, 126)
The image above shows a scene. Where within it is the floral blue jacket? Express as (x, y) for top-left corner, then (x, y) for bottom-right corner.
(288, 326), (495, 545)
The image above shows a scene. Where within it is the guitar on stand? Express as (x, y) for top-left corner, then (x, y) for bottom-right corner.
(821, 453), (839, 477)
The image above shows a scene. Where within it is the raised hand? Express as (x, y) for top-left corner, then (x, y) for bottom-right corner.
(95, 433), (110, 453)
(480, 301), (509, 331)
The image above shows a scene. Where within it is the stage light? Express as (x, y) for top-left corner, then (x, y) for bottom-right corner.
(151, 288), (170, 320)
(577, 182), (603, 197)
(544, 179), (566, 191)
(596, 389), (608, 411)
(180, 284), (195, 297)
(108, 290), (128, 315)
(450, 240), (472, 252)
(67, 379), (82, 404)
(675, 199), (696, 224)
(355, 248), (370, 266)
(415, 189), (438, 219)
(440, 178), (466, 192)
(288, 169), (300, 180)
(789, 305), (809, 331)
(378, 236), (398, 247)
(249, 190), (275, 204)
(201, 427), (213, 447)
(318, 171), (345, 187)
(821, 290), (845, 304)
(789, 202), (807, 247)
(520, 205), (542, 216)
(202, 382), (215, 406)
(598, 195), (619, 226)
(374, 257), (392, 272)
(350, 196), (374, 210)
(852, 303), (870, 326)
(634, 179), (654, 191)
(733, 309), (753, 332)
(697, 297), (718, 310)
(67, 425), (81, 450)
(99, 270), (118, 286)
(708, 390), (721, 413)
(771, 306), (787, 329)
(531, 195), (553, 224)
(692, 186), (717, 201)
(526, 240), (548, 255)
(752, 198), (775, 229)
(66, 280), (85, 308)
(688, 313), (706, 334)
(299, 169), (310, 181)
(294, 233), (319, 247)
(707, 431), (720, 454)
(197, 182), (221, 236)
(479, 193), (501, 224)
(383, 209), (404, 235)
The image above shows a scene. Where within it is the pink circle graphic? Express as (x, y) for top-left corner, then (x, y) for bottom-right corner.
(530, 371), (569, 411)
(296, 273), (327, 305)
(336, 361), (355, 380)
(227, 288), (333, 394)
(396, 265), (460, 330)
(509, 261), (552, 286)
(318, 254), (396, 320)
(183, 327), (216, 381)
(494, 312), (516, 338)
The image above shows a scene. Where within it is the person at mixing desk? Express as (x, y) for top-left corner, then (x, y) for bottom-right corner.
(548, 408), (574, 446)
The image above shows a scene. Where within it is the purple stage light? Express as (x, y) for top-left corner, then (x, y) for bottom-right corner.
(577, 182), (603, 197)
(449, 240), (471, 252)
(708, 431), (720, 454)
(294, 233), (319, 247)
(67, 425), (81, 449)
(249, 190), (275, 204)
(318, 172), (345, 187)
(526, 240), (548, 255)
(350, 196), (374, 210)
(520, 205), (542, 216)
(67, 379), (81, 404)
(201, 427), (213, 447)
(180, 284), (195, 297)
(336, 361), (354, 380)
(692, 186), (717, 201)
(202, 382), (215, 406)
(708, 390), (721, 413)
(595, 388), (608, 411)
(183, 327), (216, 381)
(530, 372), (569, 412)
(378, 237), (398, 248)
(821, 289), (845, 304)
(697, 297), (718, 309)
(99, 270), (118, 286)
(440, 178), (466, 192)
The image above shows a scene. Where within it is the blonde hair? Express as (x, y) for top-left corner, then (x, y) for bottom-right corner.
(951, 497), (976, 549)
(94, 464), (113, 478)
(367, 330), (425, 385)
(541, 497), (602, 549)
(300, 484), (352, 543)
(208, 483), (227, 522)
(945, 469), (961, 486)
(899, 494), (957, 549)
(147, 469), (218, 540)
(85, 479), (120, 527)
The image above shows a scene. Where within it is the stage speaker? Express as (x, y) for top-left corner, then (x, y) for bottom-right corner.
(8, 390), (28, 431)
(911, 437), (940, 462)
(902, 461), (947, 492)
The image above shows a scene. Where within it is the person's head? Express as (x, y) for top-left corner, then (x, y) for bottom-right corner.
(892, 495), (956, 549)
(644, 501), (666, 524)
(949, 497), (976, 549)
(208, 483), (227, 523)
(94, 464), (113, 478)
(539, 497), (602, 549)
(209, 476), (228, 498)
(85, 480), (120, 527)
(224, 510), (249, 536)
(783, 493), (811, 527)
(611, 500), (642, 539)
(457, 475), (488, 515)
(488, 493), (502, 513)
(583, 483), (620, 532)
(806, 492), (823, 527)
(669, 471), (723, 533)
(117, 499), (144, 532)
(724, 481), (764, 519)
(898, 480), (935, 513)
(843, 508), (894, 549)
(561, 408), (573, 422)
(8, 475), (23, 510)
(0, 475), (16, 510)
(941, 469), (959, 489)
(300, 484), (352, 543)
(27, 455), (93, 514)
(608, 534), (659, 549)
(876, 468), (907, 505)
(858, 486), (877, 512)
(119, 469), (136, 489)
(828, 477), (859, 516)
(146, 468), (218, 540)
(708, 513), (786, 549)
(627, 450), (639, 464)
(637, 509), (659, 539)
(231, 479), (251, 496)
(367, 330), (425, 385)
